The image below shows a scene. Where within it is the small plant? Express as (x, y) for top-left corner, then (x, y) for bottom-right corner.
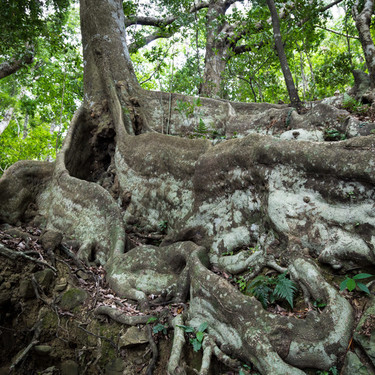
(324, 128), (346, 141)
(247, 272), (297, 308)
(192, 118), (209, 138)
(158, 220), (168, 233)
(153, 323), (168, 335)
(147, 316), (169, 335)
(313, 299), (327, 309)
(316, 365), (338, 375)
(236, 276), (247, 292)
(177, 322), (208, 352)
(340, 273), (373, 295)
(222, 250), (234, 256)
(342, 93), (369, 115)
(347, 191), (356, 199)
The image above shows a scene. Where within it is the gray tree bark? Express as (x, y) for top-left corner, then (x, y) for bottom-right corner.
(352, 0), (375, 89)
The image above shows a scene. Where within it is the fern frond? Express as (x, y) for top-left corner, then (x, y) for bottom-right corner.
(249, 283), (273, 308)
(273, 273), (297, 308)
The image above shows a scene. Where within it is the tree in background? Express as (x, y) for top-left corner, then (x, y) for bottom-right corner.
(0, 2), (83, 173)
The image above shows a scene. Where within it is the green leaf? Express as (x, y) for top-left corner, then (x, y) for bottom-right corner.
(340, 278), (348, 291)
(177, 325), (194, 333)
(346, 278), (356, 292)
(198, 322), (208, 333)
(153, 323), (167, 334)
(353, 273), (373, 280)
(191, 338), (202, 352)
(357, 282), (371, 295)
(147, 316), (157, 324)
(196, 331), (204, 343)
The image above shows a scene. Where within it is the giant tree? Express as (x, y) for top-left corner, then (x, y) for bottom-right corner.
(1, 0), (375, 374)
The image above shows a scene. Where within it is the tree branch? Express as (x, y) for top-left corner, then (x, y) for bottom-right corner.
(128, 30), (173, 53)
(316, 25), (360, 40)
(0, 49), (34, 80)
(124, 1), (211, 27)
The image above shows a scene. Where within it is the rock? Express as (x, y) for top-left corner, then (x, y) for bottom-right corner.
(41, 230), (62, 251)
(61, 360), (79, 375)
(59, 288), (88, 310)
(350, 69), (371, 99)
(354, 297), (375, 367)
(105, 358), (124, 375)
(119, 326), (149, 347)
(35, 269), (54, 292)
(55, 278), (68, 292)
(0, 290), (11, 306)
(18, 279), (34, 299)
(279, 128), (324, 142)
(34, 345), (52, 355)
(341, 351), (370, 375)
(77, 270), (90, 280)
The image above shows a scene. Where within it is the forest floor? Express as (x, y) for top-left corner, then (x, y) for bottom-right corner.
(0, 223), (372, 375)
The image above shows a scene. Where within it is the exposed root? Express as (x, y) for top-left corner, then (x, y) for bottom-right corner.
(167, 314), (186, 375)
(217, 249), (286, 277)
(0, 243), (57, 273)
(199, 336), (213, 375)
(94, 305), (152, 325)
(60, 242), (84, 269)
(145, 324), (158, 375)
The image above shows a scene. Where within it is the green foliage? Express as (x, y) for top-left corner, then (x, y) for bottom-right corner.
(273, 273), (297, 308)
(236, 276), (248, 292)
(153, 323), (168, 335)
(324, 128), (347, 141)
(340, 273), (373, 295)
(158, 220), (168, 233)
(177, 322), (208, 352)
(342, 93), (368, 114)
(313, 299), (327, 309)
(0, 5), (83, 176)
(247, 272), (297, 309)
(146, 316), (158, 324)
(316, 366), (338, 375)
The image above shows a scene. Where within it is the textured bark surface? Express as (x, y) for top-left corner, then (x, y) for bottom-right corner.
(1, 0), (375, 374)
(353, 0), (375, 88)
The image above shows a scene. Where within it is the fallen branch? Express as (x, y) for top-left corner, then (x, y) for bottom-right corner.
(0, 243), (57, 273)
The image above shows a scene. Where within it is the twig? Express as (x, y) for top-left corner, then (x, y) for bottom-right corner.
(60, 243), (84, 269)
(78, 323), (117, 349)
(0, 243), (57, 273)
(31, 275), (49, 305)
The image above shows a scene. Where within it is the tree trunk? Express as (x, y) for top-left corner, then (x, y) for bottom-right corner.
(200, 0), (231, 98)
(266, 0), (302, 109)
(352, 0), (375, 89)
(0, 107), (14, 135)
(1, 0), (375, 374)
